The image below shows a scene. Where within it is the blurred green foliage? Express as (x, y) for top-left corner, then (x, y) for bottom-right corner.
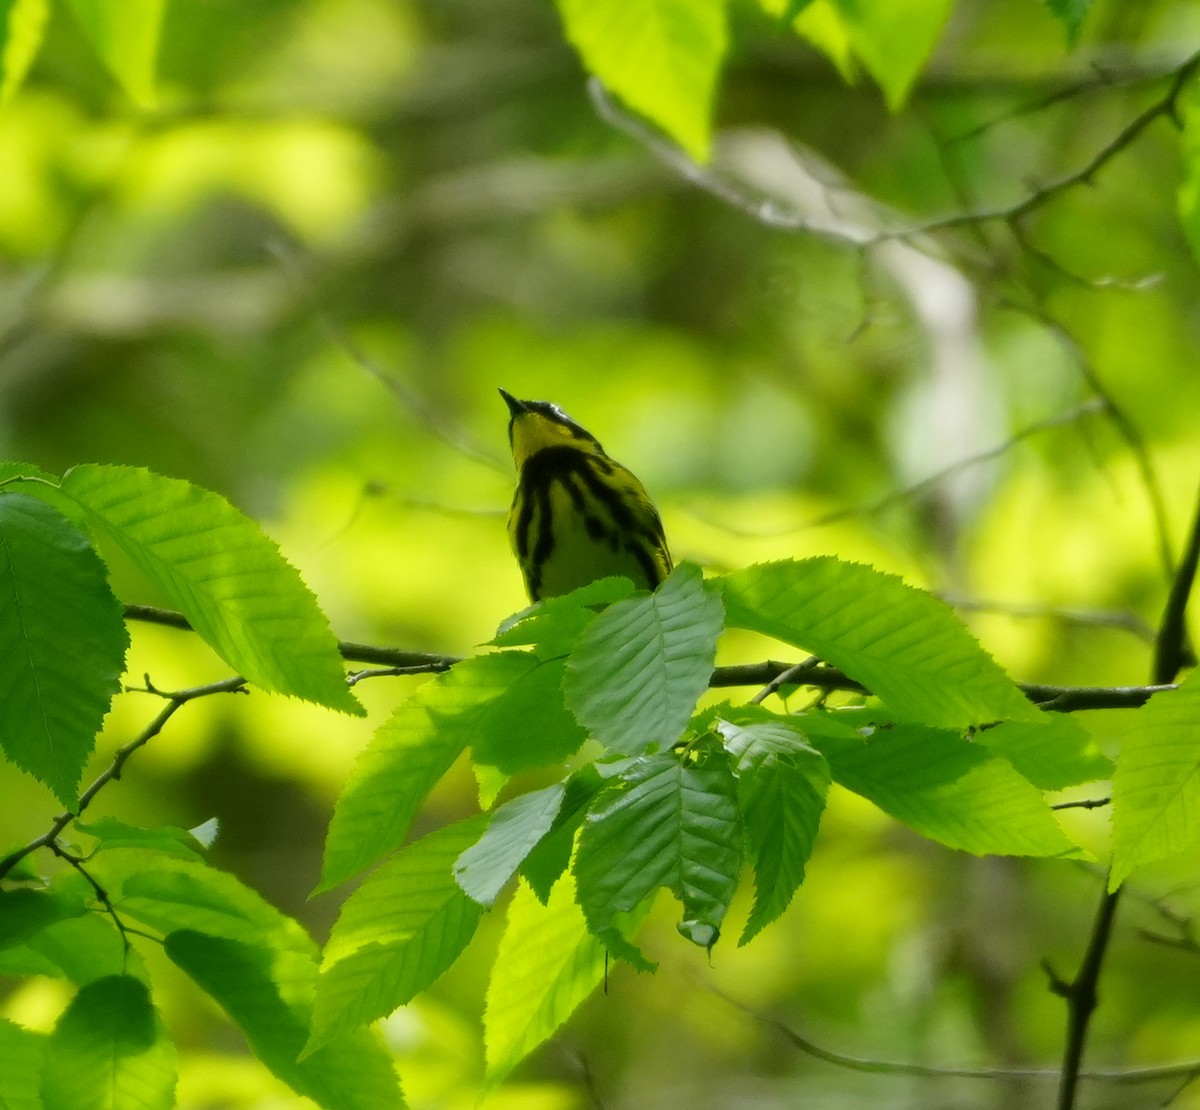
(5, 0), (1200, 1106)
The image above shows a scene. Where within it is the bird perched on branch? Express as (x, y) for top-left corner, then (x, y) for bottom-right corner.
(499, 388), (671, 601)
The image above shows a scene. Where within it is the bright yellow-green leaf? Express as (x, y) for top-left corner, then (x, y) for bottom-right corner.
(63, 0), (163, 107)
(1111, 671), (1200, 889)
(484, 875), (607, 1086)
(0, 0), (48, 106)
(554, 0), (728, 161)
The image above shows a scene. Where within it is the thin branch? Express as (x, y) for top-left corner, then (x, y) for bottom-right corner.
(878, 48), (1200, 241)
(1010, 304), (1176, 585)
(0, 676), (247, 883)
(945, 59), (1163, 145)
(940, 595), (1154, 642)
(805, 400), (1105, 528)
(1052, 797), (1111, 812)
(266, 237), (506, 474)
(1056, 887), (1122, 1110)
(119, 603), (1177, 711)
(749, 657), (820, 705)
(706, 978), (1200, 1086)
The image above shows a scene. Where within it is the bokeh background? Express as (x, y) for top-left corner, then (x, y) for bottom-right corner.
(4, 0), (1200, 1106)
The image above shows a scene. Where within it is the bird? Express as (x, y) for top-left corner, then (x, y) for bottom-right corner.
(499, 388), (672, 601)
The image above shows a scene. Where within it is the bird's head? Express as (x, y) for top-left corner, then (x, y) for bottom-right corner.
(499, 388), (605, 469)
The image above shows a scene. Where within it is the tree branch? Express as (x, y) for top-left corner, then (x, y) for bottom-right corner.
(121, 603), (1175, 711)
(1053, 476), (1200, 1110)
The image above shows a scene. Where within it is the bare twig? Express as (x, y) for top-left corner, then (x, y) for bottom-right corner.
(1019, 305), (1177, 584)
(1051, 797), (1111, 812)
(878, 48), (1200, 241)
(266, 238), (506, 473)
(706, 977), (1200, 1086)
(805, 400), (1105, 528)
(0, 676), (248, 882)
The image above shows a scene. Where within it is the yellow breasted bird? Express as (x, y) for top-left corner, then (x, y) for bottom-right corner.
(500, 388), (672, 601)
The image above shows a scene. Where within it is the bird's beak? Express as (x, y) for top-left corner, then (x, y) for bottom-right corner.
(498, 388), (528, 417)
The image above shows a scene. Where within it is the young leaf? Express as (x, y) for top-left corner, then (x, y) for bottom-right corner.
(575, 749), (742, 949)
(0, 492), (128, 804)
(455, 783), (566, 906)
(60, 464), (361, 717)
(76, 816), (207, 861)
(720, 558), (1038, 728)
(565, 562), (724, 755)
(554, 0), (728, 161)
(308, 816), (487, 1053)
(0, 1017), (45, 1110)
(41, 975), (177, 1110)
(320, 651), (581, 890)
(0, 0), (49, 106)
(974, 715), (1112, 791)
(166, 931), (404, 1110)
(484, 875), (607, 1086)
(717, 719), (829, 943)
(62, 0), (163, 106)
(830, 0), (954, 109)
(804, 716), (1079, 858)
(1111, 672), (1200, 889)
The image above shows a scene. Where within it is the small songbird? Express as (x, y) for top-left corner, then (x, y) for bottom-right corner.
(500, 388), (672, 601)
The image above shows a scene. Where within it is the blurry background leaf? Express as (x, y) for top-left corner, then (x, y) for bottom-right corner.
(62, 0), (163, 106)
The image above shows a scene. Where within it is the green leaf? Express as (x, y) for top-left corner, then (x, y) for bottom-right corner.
(0, 890), (86, 951)
(41, 975), (177, 1110)
(717, 718), (829, 943)
(720, 558), (1038, 728)
(0, 0), (48, 106)
(1042, 0), (1093, 43)
(492, 576), (634, 656)
(320, 651), (581, 890)
(60, 465), (360, 717)
(829, 0), (953, 109)
(62, 0), (163, 106)
(804, 715), (1079, 858)
(575, 749), (742, 949)
(554, 0), (728, 161)
(308, 816), (487, 1053)
(520, 766), (604, 903)
(0, 492), (128, 804)
(484, 875), (607, 1086)
(22, 911), (146, 986)
(0, 1018), (45, 1110)
(565, 562), (724, 755)
(470, 656), (588, 772)
(99, 854), (315, 956)
(166, 931), (404, 1110)
(974, 715), (1112, 791)
(1111, 671), (1200, 888)
(76, 817), (207, 861)
(455, 784), (566, 906)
